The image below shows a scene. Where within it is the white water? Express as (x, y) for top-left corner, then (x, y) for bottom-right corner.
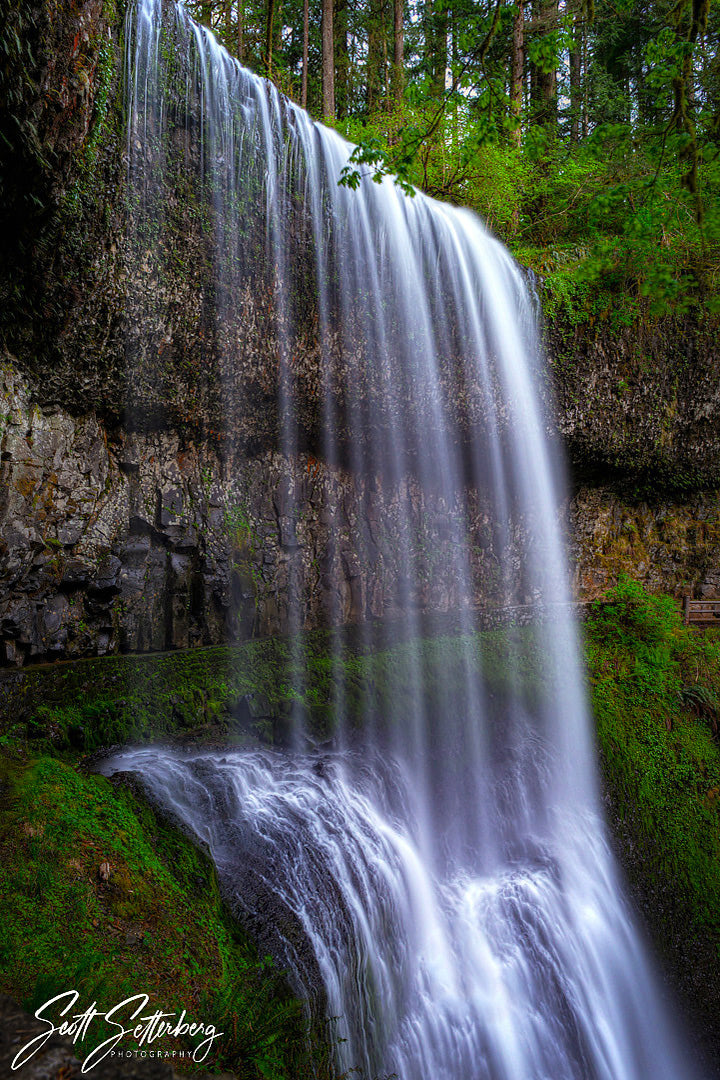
(110, 3), (698, 1077)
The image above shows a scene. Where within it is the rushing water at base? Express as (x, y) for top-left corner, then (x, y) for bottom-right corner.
(103, 742), (691, 1080)
(108, 2), (698, 1077)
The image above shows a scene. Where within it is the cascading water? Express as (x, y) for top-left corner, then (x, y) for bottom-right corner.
(105, 2), (699, 1077)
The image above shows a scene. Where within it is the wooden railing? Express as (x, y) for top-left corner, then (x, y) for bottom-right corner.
(683, 598), (720, 628)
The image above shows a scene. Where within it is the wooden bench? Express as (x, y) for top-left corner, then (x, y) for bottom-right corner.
(683, 598), (720, 628)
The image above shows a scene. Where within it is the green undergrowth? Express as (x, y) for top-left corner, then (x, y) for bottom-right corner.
(585, 575), (720, 972)
(0, 753), (335, 1078)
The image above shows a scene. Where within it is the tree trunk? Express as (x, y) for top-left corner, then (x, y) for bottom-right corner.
(582, 22), (589, 137)
(265, 0), (275, 75)
(529, 0), (557, 128)
(510, 0), (524, 146)
(322, 0), (335, 117)
(366, 0), (385, 113)
(301, 0), (309, 108)
(392, 0), (404, 101)
(382, 6), (390, 101)
(224, 0), (230, 42)
(427, 0), (448, 99)
(539, 0), (557, 126)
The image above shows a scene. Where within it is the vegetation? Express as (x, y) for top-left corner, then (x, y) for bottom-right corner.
(586, 575), (720, 987)
(183, 0), (720, 318)
(0, 620), (549, 756)
(0, 751), (336, 1077)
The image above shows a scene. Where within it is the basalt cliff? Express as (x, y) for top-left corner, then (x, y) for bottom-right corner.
(1, 0), (719, 667)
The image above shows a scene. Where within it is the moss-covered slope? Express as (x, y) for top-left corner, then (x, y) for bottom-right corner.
(0, 620), (549, 754)
(585, 578), (720, 1039)
(0, 753), (335, 1078)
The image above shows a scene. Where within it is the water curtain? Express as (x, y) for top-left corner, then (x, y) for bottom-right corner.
(107, 3), (695, 1077)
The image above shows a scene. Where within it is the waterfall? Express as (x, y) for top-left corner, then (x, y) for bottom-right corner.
(105, 2), (697, 1077)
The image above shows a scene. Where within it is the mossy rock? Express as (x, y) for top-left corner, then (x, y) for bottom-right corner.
(0, 621), (549, 755)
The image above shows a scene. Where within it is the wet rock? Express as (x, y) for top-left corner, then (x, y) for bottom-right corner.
(157, 486), (184, 529)
(90, 556), (122, 596)
(2, 640), (23, 667)
(117, 535), (152, 565)
(278, 516), (298, 550)
(60, 558), (91, 590)
(230, 695), (253, 726)
(0, 596), (33, 639)
(57, 521), (85, 546)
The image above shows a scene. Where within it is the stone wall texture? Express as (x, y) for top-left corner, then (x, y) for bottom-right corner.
(4, 346), (720, 666)
(570, 487), (720, 602)
(1, 357), (520, 665)
(2, 0), (720, 666)
(548, 314), (720, 492)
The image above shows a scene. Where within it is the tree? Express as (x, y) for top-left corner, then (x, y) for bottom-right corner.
(264, 0), (278, 75)
(427, 0), (448, 99)
(336, 0), (351, 116)
(393, 0), (405, 101)
(529, 0), (558, 130)
(237, 0), (246, 62)
(367, 0), (387, 113)
(568, 8), (582, 142)
(322, 0), (335, 117)
(302, 0), (309, 106)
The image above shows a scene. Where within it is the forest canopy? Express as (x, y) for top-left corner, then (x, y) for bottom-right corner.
(185, 0), (720, 317)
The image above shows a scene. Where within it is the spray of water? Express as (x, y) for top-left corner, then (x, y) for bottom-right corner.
(105, 3), (698, 1077)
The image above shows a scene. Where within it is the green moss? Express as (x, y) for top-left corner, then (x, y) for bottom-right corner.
(0, 752), (335, 1078)
(585, 575), (720, 962)
(62, 33), (120, 219)
(1, 621), (548, 754)
(82, 38), (117, 173)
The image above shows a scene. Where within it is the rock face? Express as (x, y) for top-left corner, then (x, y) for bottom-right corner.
(570, 486), (720, 601)
(548, 313), (720, 492)
(1, 0), (720, 666)
(4, 344), (720, 665)
(1, 356), (519, 666)
(0, 0), (126, 414)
